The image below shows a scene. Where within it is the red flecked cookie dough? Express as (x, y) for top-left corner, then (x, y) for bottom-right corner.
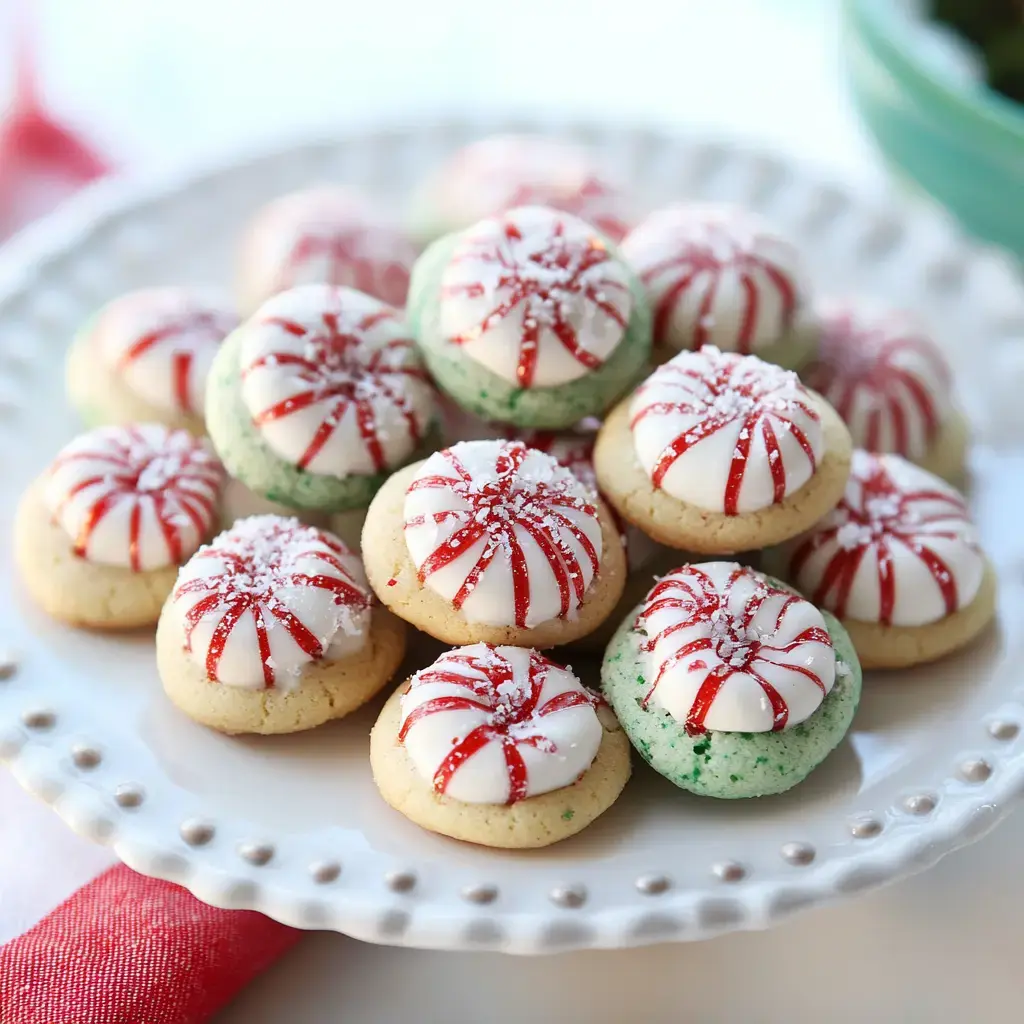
(594, 346), (852, 554)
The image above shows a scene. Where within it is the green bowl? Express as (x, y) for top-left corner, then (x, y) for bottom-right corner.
(843, 0), (1024, 256)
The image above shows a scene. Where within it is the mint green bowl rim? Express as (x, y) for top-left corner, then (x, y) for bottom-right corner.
(846, 0), (1024, 145)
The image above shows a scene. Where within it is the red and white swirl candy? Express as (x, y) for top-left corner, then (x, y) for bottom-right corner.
(506, 421), (662, 572)
(439, 206), (633, 388)
(422, 135), (631, 242)
(629, 346), (824, 513)
(93, 287), (237, 417)
(803, 303), (954, 460)
(399, 643), (602, 804)
(239, 285), (436, 478)
(787, 451), (983, 627)
(43, 424), (224, 571)
(240, 187), (417, 312)
(403, 439), (603, 628)
(169, 515), (371, 689)
(621, 203), (807, 355)
(637, 562), (835, 734)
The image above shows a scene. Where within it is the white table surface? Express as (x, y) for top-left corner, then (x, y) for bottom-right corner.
(3, 2), (1020, 1020)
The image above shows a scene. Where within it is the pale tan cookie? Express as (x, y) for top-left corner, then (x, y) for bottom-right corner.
(370, 676), (631, 849)
(14, 478), (182, 629)
(843, 560), (997, 670)
(65, 288), (236, 434)
(14, 425), (225, 629)
(916, 409), (970, 487)
(157, 604), (406, 734)
(66, 329), (205, 435)
(361, 460), (627, 647)
(774, 451), (996, 670)
(594, 391), (852, 554)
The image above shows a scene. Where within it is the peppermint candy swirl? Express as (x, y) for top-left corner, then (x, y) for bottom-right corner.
(95, 287), (237, 416)
(403, 440), (603, 628)
(621, 204), (805, 355)
(629, 346), (824, 513)
(439, 206), (633, 388)
(803, 303), (954, 460)
(239, 285), (435, 478)
(399, 643), (602, 804)
(426, 135), (630, 241)
(44, 424), (224, 571)
(170, 515), (371, 689)
(637, 562), (835, 734)
(242, 187), (416, 309)
(788, 451), (983, 627)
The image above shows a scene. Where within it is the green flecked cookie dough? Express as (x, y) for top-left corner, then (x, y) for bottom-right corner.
(205, 326), (440, 513)
(406, 230), (652, 429)
(601, 603), (862, 799)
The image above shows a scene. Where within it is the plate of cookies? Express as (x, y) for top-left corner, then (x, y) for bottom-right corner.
(1, 120), (1022, 954)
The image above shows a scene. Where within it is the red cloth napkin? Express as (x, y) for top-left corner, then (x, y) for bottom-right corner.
(0, 864), (303, 1024)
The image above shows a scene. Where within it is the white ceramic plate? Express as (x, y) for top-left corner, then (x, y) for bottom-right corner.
(1, 120), (1024, 955)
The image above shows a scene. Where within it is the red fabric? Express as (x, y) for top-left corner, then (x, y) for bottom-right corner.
(0, 864), (303, 1024)
(0, 12), (110, 237)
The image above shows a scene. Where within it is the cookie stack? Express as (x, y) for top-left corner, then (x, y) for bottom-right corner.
(14, 134), (997, 851)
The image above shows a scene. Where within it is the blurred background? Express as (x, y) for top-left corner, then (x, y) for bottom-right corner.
(4, 0), (1022, 250)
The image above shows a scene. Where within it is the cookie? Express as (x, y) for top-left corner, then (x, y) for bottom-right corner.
(14, 424), (225, 628)
(802, 301), (968, 482)
(601, 562), (862, 798)
(205, 284), (439, 512)
(361, 439), (627, 647)
(619, 203), (817, 368)
(771, 450), (996, 669)
(157, 515), (406, 734)
(370, 643), (631, 848)
(410, 134), (631, 244)
(237, 186), (417, 316)
(65, 287), (237, 434)
(594, 346), (852, 553)
(406, 205), (652, 429)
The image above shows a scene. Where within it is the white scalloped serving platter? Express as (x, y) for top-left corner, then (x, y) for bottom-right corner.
(1, 119), (1024, 955)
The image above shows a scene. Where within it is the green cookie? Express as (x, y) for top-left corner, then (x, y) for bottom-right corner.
(205, 326), (440, 513)
(407, 230), (652, 429)
(601, 602), (862, 799)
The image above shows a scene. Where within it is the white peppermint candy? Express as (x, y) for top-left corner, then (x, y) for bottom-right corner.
(240, 186), (417, 311)
(44, 424), (224, 571)
(399, 643), (602, 804)
(621, 203), (806, 355)
(423, 135), (630, 241)
(403, 439), (603, 628)
(804, 302), (954, 460)
(239, 285), (436, 478)
(439, 206), (633, 388)
(94, 287), (237, 416)
(169, 515), (371, 689)
(629, 346), (824, 514)
(637, 562), (835, 734)
(787, 451), (983, 627)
